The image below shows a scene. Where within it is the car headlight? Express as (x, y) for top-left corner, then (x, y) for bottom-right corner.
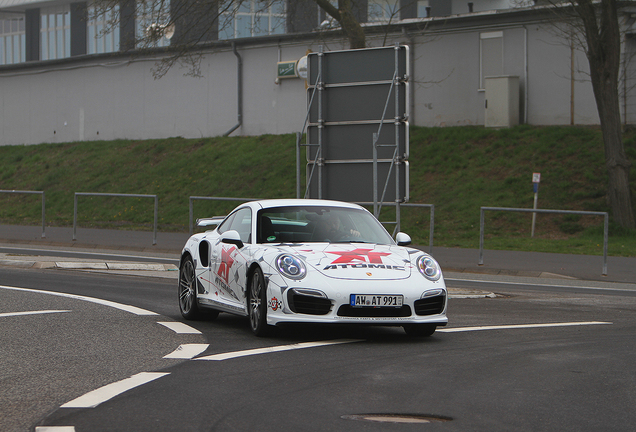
(416, 254), (441, 281)
(276, 254), (307, 280)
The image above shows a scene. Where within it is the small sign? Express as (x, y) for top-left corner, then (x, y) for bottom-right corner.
(277, 61), (298, 79)
(532, 172), (541, 183)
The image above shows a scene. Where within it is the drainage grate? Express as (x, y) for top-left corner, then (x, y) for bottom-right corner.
(342, 413), (452, 424)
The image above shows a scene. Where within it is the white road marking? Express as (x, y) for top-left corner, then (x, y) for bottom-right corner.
(196, 339), (363, 361)
(0, 310), (71, 318)
(55, 262), (108, 270)
(445, 277), (636, 293)
(437, 321), (612, 333)
(0, 285), (158, 316)
(60, 372), (170, 408)
(158, 321), (202, 334)
(164, 343), (210, 359)
(35, 427), (76, 432)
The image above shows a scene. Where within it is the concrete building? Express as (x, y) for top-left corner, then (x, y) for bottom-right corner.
(0, 0), (635, 145)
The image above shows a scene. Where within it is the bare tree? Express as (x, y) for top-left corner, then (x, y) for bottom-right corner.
(313, 0), (367, 48)
(541, 0), (635, 228)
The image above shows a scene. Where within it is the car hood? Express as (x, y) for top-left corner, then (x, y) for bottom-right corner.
(278, 243), (414, 280)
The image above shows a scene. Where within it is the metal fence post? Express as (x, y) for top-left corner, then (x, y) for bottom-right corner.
(429, 204), (435, 254)
(153, 195), (158, 245)
(296, 132), (301, 199)
(479, 207), (485, 265)
(73, 193), (78, 241)
(189, 197), (194, 235)
(41, 191), (46, 238)
(603, 213), (609, 276)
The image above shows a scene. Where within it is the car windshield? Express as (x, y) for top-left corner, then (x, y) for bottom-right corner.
(257, 205), (394, 245)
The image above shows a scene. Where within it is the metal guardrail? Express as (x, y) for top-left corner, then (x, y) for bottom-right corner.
(479, 206), (609, 275)
(73, 192), (158, 245)
(0, 189), (46, 238)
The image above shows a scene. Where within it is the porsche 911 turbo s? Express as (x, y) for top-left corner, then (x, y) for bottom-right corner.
(178, 199), (447, 337)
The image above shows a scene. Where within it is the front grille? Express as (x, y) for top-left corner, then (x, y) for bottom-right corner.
(287, 291), (332, 315)
(414, 294), (446, 316)
(337, 305), (412, 318)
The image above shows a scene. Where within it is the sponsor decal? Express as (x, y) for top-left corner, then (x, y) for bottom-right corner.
(323, 248), (404, 271)
(217, 245), (237, 284)
(268, 297), (282, 311)
(327, 249), (391, 265)
(213, 275), (240, 301)
(323, 263), (405, 271)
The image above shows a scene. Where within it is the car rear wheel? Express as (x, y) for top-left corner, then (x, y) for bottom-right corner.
(248, 267), (271, 336)
(403, 324), (436, 337)
(179, 256), (221, 320)
(179, 256), (201, 319)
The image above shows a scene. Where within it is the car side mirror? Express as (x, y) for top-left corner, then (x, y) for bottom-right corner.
(396, 232), (412, 246)
(221, 230), (244, 249)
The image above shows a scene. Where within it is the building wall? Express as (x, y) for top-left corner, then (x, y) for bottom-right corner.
(0, 14), (614, 146)
(525, 24), (598, 125)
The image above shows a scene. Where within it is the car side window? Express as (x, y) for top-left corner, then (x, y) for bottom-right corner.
(217, 212), (236, 235)
(227, 207), (252, 244)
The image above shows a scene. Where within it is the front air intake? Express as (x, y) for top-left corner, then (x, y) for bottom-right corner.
(414, 293), (446, 316)
(287, 291), (332, 315)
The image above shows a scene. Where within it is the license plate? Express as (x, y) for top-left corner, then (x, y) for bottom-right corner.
(350, 294), (403, 307)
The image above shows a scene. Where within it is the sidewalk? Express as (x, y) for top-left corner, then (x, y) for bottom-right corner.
(1, 224), (634, 284)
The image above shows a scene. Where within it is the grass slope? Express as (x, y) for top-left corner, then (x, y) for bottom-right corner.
(1, 126), (635, 256)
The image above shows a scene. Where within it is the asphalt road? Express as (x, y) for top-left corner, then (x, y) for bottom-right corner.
(1, 264), (635, 432)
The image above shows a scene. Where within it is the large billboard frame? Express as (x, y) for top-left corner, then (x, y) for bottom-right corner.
(298, 44), (410, 230)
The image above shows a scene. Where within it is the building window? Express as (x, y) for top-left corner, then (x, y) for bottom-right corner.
(0, 17), (25, 65)
(417, 1), (430, 17)
(88, 4), (120, 54)
(40, 6), (71, 60)
(136, 0), (171, 48)
(219, 0), (285, 40)
(368, 0), (399, 22)
(480, 31), (503, 89)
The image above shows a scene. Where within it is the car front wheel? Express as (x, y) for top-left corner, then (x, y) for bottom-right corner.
(248, 267), (271, 336)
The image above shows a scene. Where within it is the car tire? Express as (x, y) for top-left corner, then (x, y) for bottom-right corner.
(403, 324), (436, 337)
(179, 256), (202, 319)
(179, 255), (220, 321)
(248, 267), (272, 337)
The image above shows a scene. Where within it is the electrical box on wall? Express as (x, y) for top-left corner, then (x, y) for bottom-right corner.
(485, 76), (520, 128)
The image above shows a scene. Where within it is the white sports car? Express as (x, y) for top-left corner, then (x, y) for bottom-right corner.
(178, 199), (447, 337)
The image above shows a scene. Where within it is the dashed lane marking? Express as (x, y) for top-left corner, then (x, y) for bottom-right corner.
(35, 427), (76, 432)
(164, 344), (210, 359)
(158, 321), (202, 334)
(0, 285), (158, 316)
(60, 372), (170, 409)
(196, 339), (364, 361)
(0, 310), (70, 318)
(437, 321), (612, 333)
(445, 277), (636, 293)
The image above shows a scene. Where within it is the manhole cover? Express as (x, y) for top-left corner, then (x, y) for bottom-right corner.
(342, 413), (452, 424)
